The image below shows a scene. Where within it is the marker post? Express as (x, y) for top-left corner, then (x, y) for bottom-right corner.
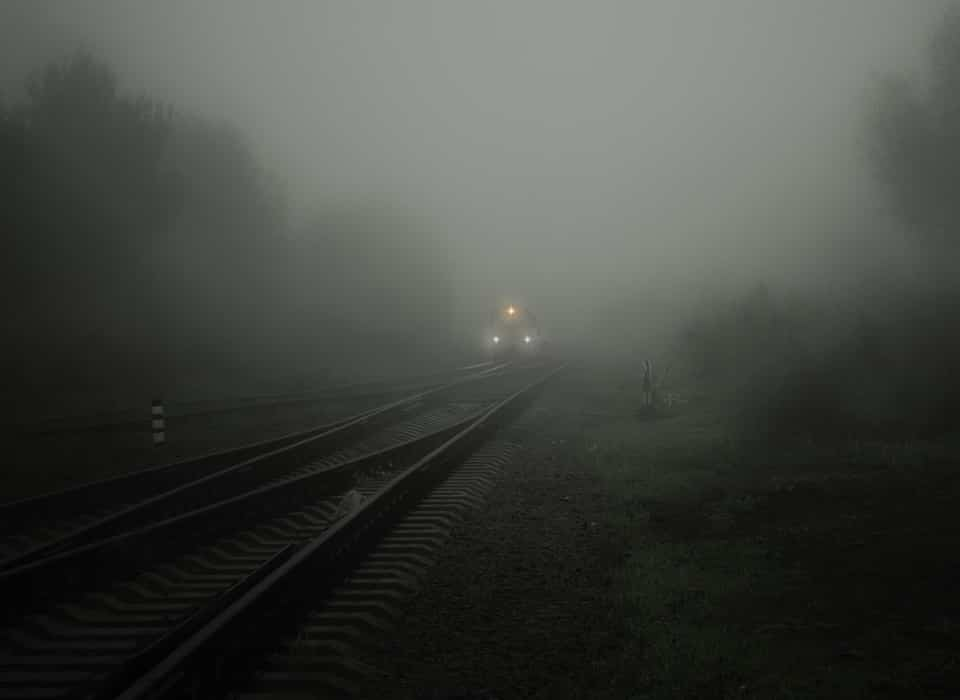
(151, 399), (165, 446)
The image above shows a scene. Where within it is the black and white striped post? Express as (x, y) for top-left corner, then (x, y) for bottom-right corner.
(151, 399), (166, 446)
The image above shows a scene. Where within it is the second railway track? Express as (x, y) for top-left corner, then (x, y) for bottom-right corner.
(0, 362), (513, 571)
(0, 362), (561, 700)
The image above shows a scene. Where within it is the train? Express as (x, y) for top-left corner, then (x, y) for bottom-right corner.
(488, 304), (541, 358)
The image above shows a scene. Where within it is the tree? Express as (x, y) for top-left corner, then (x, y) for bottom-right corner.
(24, 52), (177, 244)
(161, 115), (286, 356)
(869, 8), (960, 258)
(11, 52), (179, 339)
(0, 52), (185, 396)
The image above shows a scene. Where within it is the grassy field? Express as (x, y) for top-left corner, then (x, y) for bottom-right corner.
(573, 377), (960, 698)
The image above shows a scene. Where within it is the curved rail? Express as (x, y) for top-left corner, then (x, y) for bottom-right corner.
(0, 362), (512, 572)
(0, 402), (484, 609)
(104, 365), (562, 700)
(13, 359), (502, 436)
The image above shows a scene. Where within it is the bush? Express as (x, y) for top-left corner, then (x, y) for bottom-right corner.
(678, 286), (960, 440)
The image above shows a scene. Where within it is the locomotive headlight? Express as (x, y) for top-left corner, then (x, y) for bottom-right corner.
(524, 335), (532, 344)
(492, 335), (500, 344)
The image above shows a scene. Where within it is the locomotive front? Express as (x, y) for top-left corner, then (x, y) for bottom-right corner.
(489, 304), (540, 357)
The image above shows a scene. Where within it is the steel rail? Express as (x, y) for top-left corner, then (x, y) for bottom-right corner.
(0, 363), (513, 572)
(104, 365), (562, 700)
(0, 369), (555, 698)
(1, 362), (507, 526)
(0, 397), (500, 608)
(13, 360), (503, 436)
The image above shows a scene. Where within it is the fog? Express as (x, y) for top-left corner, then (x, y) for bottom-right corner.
(7, 8), (960, 694)
(1, 1), (956, 402)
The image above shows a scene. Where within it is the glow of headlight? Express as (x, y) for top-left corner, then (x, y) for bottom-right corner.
(507, 306), (516, 316)
(492, 336), (500, 343)
(524, 335), (532, 343)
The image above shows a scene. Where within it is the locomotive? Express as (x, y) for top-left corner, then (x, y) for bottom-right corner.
(488, 304), (540, 357)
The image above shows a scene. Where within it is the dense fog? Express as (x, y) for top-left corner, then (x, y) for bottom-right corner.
(3, 1), (958, 427)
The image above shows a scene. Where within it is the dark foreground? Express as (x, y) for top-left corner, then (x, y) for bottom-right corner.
(358, 371), (960, 699)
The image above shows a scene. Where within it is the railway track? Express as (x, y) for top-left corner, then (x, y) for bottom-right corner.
(231, 438), (523, 699)
(0, 362), (510, 572)
(0, 362), (561, 699)
(15, 359), (503, 438)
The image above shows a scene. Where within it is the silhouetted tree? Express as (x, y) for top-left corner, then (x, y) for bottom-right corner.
(160, 115), (287, 366)
(0, 52), (278, 401)
(869, 9), (960, 258)
(4, 52), (178, 346)
(3, 48), (455, 410)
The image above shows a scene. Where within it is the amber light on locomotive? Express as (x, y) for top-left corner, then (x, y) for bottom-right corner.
(488, 304), (540, 356)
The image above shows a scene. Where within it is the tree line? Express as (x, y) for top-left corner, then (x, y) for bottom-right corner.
(675, 8), (960, 438)
(1, 52), (453, 416)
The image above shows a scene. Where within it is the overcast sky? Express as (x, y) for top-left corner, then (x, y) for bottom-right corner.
(1, 1), (951, 323)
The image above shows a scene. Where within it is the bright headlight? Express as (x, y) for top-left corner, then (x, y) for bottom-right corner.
(524, 335), (532, 343)
(492, 336), (500, 344)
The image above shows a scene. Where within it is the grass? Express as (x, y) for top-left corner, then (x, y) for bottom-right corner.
(575, 385), (960, 699)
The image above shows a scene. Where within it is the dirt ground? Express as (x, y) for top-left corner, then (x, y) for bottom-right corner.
(358, 368), (960, 699)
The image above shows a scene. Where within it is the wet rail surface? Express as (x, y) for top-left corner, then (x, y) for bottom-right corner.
(230, 439), (523, 699)
(0, 362), (560, 699)
(0, 362), (512, 572)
